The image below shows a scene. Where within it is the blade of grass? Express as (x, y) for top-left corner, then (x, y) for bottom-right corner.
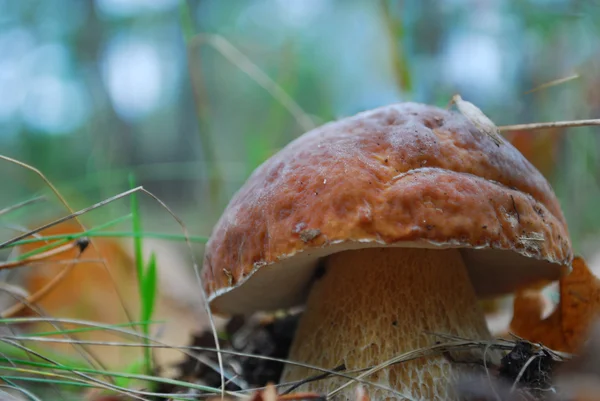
(0, 376), (93, 389)
(5, 333), (408, 397)
(0, 290), (115, 382)
(113, 359), (146, 390)
(179, 0), (223, 207)
(0, 155), (137, 371)
(1, 216), (132, 319)
(187, 33), (315, 132)
(0, 195), (47, 218)
(140, 253), (157, 376)
(379, 0), (413, 95)
(23, 321), (162, 338)
(0, 367), (149, 400)
(0, 339), (145, 400)
(523, 73), (580, 94)
(0, 361), (235, 397)
(13, 214), (132, 257)
(129, 174), (144, 285)
(128, 174), (153, 377)
(3, 185), (225, 394)
(0, 383), (43, 401)
(132, 186), (228, 399)
(10, 230), (208, 247)
(140, 254), (158, 325)
(0, 187), (141, 250)
(0, 241), (82, 271)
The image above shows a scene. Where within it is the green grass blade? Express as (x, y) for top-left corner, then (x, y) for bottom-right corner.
(15, 214), (132, 259)
(22, 321), (162, 338)
(141, 253), (158, 326)
(11, 231), (208, 246)
(128, 174), (144, 284)
(128, 174), (154, 378)
(140, 252), (158, 377)
(0, 375), (93, 389)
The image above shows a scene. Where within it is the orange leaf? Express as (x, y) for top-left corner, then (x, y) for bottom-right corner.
(510, 257), (600, 353)
(503, 127), (562, 178)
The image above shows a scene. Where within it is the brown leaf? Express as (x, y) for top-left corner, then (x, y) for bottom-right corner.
(510, 257), (600, 353)
(11, 220), (205, 371)
(452, 94), (504, 146)
(504, 127), (562, 178)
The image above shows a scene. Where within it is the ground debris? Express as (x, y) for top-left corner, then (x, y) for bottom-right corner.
(154, 312), (301, 399)
(455, 322), (600, 401)
(498, 341), (556, 395)
(455, 339), (562, 401)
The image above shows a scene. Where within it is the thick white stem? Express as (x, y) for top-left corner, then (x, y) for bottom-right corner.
(280, 247), (492, 401)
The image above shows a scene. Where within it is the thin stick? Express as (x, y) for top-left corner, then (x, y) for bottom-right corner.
(0, 241), (85, 271)
(0, 155), (134, 376)
(281, 364), (345, 394)
(0, 187), (142, 250)
(136, 187), (227, 401)
(523, 73), (580, 95)
(0, 196), (47, 217)
(189, 34), (315, 133)
(483, 343), (502, 401)
(499, 119), (600, 132)
(509, 354), (539, 393)
(3, 331), (405, 398)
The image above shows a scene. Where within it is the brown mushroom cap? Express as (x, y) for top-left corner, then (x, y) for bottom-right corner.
(203, 102), (572, 314)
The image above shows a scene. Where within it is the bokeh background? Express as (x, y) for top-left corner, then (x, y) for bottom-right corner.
(1, 2), (600, 396)
(1, 1), (600, 273)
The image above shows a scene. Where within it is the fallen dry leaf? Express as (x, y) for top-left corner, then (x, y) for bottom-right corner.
(504, 127), (562, 178)
(510, 257), (600, 353)
(5, 220), (207, 370)
(452, 94), (505, 146)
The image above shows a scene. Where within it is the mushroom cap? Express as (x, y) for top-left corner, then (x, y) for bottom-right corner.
(202, 102), (572, 315)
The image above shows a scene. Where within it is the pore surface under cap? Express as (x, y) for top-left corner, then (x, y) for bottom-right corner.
(202, 102), (572, 314)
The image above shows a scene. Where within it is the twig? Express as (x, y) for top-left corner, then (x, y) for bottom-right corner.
(523, 73), (580, 95)
(0, 187), (141, 250)
(0, 196), (47, 217)
(4, 331), (404, 399)
(137, 187), (227, 401)
(509, 354), (540, 394)
(483, 343), (502, 401)
(281, 364), (345, 395)
(499, 119), (600, 132)
(0, 384), (42, 401)
(188, 34), (315, 133)
(0, 239), (87, 271)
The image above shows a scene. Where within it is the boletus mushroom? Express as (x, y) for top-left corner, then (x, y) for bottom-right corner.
(201, 103), (572, 400)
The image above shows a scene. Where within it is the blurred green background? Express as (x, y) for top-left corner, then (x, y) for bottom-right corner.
(1, 0), (600, 259)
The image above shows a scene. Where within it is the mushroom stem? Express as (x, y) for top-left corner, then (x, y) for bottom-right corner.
(280, 247), (492, 400)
